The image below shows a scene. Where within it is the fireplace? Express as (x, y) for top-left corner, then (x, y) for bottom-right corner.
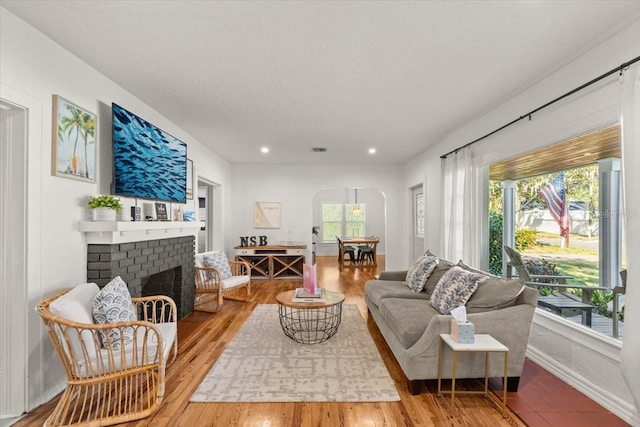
(87, 236), (195, 319)
(143, 267), (181, 298)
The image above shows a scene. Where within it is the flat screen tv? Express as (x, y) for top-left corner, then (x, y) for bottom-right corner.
(112, 103), (187, 204)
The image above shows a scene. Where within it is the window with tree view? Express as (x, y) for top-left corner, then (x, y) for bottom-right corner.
(489, 155), (626, 340)
(321, 203), (366, 241)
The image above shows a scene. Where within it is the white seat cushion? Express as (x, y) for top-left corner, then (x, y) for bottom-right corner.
(48, 283), (100, 360)
(221, 275), (250, 290)
(194, 253), (205, 268)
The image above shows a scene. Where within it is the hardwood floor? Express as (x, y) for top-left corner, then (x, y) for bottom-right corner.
(15, 256), (525, 427)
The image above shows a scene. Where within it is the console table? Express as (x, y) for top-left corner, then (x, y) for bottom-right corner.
(234, 245), (306, 279)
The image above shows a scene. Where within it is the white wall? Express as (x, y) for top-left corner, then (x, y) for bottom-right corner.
(230, 164), (405, 269)
(0, 8), (232, 410)
(404, 18), (640, 424)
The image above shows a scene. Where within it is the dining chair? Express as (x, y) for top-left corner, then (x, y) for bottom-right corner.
(336, 236), (357, 265)
(357, 236), (377, 264)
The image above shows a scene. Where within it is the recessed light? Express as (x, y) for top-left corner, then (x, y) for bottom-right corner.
(261, 147), (269, 154)
(368, 148), (377, 154)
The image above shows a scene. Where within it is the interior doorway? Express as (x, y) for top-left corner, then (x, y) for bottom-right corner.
(311, 187), (386, 259)
(0, 98), (28, 421)
(197, 178), (219, 253)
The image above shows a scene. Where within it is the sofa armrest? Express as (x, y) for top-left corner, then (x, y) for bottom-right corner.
(406, 303), (536, 377)
(378, 270), (408, 281)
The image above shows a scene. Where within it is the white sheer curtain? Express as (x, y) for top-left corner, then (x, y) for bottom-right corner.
(440, 146), (483, 267)
(620, 65), (640, 414)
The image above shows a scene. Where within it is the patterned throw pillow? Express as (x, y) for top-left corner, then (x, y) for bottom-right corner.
(92, 276), (137, 350)
(202, 251), (233, 279)
(405, 255), (439, 292)
(429, 266), (486, 314)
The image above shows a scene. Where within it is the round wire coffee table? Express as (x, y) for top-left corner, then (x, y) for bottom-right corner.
(275, 289), (345, 344)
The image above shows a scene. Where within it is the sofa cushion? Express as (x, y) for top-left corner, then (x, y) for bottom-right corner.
(466, 277), (525, 313)
(202, 251), (233, 279)
(423, 259), (455, 297)
(379, 297), (440, 348)
(92, 276), (137, 350)
(49, 283), (100, 360)
(430, 266), (486, 314)
(365, 280), (430, 309)
(405, 255), (439, 292)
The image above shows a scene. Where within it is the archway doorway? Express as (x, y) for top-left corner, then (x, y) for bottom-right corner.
(311, 187), (386, 263)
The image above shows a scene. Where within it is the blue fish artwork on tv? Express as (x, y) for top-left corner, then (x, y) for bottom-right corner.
(112, 103), (187, 204)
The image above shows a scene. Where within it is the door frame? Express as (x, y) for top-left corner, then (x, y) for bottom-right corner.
(0, 85), (44, 416)
(410, 184), (425, 261)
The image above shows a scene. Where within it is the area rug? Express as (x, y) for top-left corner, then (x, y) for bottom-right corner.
(190, 304), (400, 402)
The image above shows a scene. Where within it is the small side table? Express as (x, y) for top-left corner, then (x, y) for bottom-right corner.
(437, 334), (509, 417)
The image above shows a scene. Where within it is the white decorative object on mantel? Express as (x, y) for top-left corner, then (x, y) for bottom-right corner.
(79, 221), (205, 244)
(92, 207), (116, 222)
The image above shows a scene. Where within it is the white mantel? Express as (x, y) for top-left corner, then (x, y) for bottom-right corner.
(79, 221), (204, 244)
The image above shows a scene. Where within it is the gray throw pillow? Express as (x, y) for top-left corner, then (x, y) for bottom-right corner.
(466, 277), (525, 313)
(92, 276), (137, 350)
(423, 259), (454, 297)
(457, 260), (500, 278)
(429, 266), (486, 314)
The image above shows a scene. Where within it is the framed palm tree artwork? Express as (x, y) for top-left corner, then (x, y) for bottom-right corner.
(52, 95), (97, 182)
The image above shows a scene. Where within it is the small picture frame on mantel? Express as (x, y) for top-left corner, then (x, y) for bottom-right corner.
(155, 203), (168, 221)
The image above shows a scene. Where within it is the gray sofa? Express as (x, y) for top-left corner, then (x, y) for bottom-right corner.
(365, 259), (538, 394)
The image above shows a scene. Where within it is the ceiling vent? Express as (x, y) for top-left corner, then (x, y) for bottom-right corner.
(311, 147), (327, 152)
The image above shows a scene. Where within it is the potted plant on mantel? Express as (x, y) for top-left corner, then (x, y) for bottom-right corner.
(87, 195), (123, 221)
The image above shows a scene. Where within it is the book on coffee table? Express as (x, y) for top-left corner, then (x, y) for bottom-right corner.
(295, 287), (322, 298)
(292, 287), (326, 302)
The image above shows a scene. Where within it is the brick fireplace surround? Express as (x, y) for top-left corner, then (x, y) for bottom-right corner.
(87, 236), (195, 319)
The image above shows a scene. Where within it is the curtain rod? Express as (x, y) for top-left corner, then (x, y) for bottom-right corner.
(440, 55), (640, 160)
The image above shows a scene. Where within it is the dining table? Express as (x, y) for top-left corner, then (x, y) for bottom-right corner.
(337, 236), (380, 267)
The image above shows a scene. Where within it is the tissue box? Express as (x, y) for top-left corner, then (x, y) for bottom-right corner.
(451, 319), (475, 344)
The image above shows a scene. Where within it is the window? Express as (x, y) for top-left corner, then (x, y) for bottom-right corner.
(415, 192), (424, 238)
(321, 203), (366, 241)
(488, 125), (624, 339)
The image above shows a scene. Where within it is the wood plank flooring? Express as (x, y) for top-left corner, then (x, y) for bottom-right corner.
(14, 256), (525, 427)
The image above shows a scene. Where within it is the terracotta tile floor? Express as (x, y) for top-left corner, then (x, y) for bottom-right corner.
(496, 358), (630, 427)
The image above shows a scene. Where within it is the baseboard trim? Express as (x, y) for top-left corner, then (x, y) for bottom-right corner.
(527, 344), (639, 425)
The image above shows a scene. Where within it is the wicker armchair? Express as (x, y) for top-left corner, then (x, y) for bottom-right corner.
(37, 284), (177, 426)
(194, 251), (251, 312)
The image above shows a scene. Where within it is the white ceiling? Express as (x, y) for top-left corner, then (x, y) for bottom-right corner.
(3, 1), (640, 165)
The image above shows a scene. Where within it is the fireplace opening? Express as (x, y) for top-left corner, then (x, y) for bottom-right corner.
(142, 267), (182, 321)
(143, 267), (181, 298)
